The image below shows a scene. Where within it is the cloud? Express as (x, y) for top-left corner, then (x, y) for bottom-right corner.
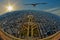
(43, 7), (60, 16)
(44, 8), (59, 12)
(51, 10), (60, 15)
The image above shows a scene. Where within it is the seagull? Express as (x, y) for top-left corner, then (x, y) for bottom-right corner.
(24, 3), (48, 7)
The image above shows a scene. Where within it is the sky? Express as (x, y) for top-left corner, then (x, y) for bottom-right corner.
(0, 0), (60, 15)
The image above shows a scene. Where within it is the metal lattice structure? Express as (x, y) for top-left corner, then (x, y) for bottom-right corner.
(18, 15), (40, 39)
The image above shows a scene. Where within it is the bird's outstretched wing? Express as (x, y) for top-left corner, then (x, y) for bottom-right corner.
(35, 3), (48, 4)
(24, 4), (37, 7)
(24, 4), (33, 5)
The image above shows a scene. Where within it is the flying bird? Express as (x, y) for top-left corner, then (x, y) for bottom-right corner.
(24, 3), (48, 7)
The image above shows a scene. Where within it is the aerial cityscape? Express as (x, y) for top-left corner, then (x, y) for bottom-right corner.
(0, 0), (60, 40)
